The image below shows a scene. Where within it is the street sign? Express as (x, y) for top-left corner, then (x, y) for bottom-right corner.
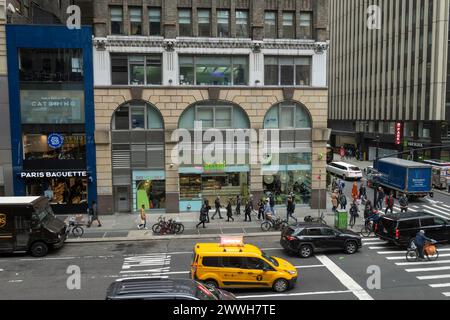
(395, 122), (402, 145)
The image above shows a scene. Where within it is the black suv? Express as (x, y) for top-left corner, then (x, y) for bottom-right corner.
(106, 278), (236, 300)
(375, 212), (450, 247)
(280, 223), (362, 258)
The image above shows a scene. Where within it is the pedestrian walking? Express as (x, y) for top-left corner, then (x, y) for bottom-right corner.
(138, 205), (148, 230)
(331, 178), (338, 192)
(87, 200), (101, 228)
(364, 200), (373, 220)
(359, 183), (367, 201)
(196, 200), (209, 229)
(226, 198), (234, 222)
(269, 193), (275, 214)
(339, 193), (347, 210)
(211, 196), (223, 220)
(349, 201), (359, 228)
(235, 195), (241, 216)
(244, 200), (252, 222)
(286, 196), (297, 224)
(399, 193), (408, 213)
(263, 199), (273, 217)
(340, 146), (345, 160)
(257, 199), (265, 221)
(351, 181), (358, 201)
(385, 192), (395, 214)
(331, 190), (339, 213)
(377, 187), (385, 210)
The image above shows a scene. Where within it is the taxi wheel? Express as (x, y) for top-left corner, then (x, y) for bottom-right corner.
(299, 244), (313, 258)
(272, 279), (289, 293)
(204, 279), (219, 290)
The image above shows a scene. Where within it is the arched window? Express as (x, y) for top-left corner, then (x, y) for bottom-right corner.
(178, 101), (250, 129)
(263, 101), (311, 129)
(112, 101), (163, 130)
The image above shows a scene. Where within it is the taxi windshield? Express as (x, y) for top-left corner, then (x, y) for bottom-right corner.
(262, 251), (279, 267)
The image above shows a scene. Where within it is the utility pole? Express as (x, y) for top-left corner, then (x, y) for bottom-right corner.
(373, 135), (380, 208)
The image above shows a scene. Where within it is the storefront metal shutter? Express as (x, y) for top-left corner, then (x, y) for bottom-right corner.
(147, 130), (165, 144)
(131, 144), (147, 168)
(112, 148), (131, 169)
(146, 145), (165, 168)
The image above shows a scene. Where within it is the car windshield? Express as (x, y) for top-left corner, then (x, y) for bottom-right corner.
(33, 205), (55, 225)
(262, 251), (279, 267)
(350, 166), (360, 171)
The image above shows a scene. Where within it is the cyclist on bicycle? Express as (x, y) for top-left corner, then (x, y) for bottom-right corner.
(365, 209), (381, 228)
(415, 230), (435, 260)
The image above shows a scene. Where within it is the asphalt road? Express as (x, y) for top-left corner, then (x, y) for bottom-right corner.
(1, 236), (450, 300)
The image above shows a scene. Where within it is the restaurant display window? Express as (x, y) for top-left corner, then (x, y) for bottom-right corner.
(180, 174), (202, 200)
(26, 177), (88, 205)
(23, 133), (86, 161)
(135, 179), (166, 210)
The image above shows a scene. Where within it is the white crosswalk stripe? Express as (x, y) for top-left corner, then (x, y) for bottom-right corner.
(120, 253), (172, 278)
(422, 205), (450, 219)
(429, 283), (450, 288)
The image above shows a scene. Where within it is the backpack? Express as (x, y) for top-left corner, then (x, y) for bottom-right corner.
(339, 195), (347, 205)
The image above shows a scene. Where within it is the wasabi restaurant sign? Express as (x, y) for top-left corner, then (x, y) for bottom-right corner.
(20, 90), (85, 124)
(203, 163), (226, 173)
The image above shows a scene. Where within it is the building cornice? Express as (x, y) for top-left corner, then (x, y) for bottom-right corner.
(93, 36), (328, 52)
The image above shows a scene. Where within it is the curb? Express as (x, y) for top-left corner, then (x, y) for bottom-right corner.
(65, 232), (281, 243)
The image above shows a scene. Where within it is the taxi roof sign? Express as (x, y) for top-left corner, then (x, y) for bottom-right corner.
(219, 236), (244, 247)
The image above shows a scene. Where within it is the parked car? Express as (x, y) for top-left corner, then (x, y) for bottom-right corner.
(326, 162), (363, 180)
(280, 223), (362, 258)
(106, 278), (236, 300)
(375, 212), (450, 247)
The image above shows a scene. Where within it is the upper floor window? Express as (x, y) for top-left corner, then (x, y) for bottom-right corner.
(19, 48), (84, 83)
(217, 10), (230, 37)
(236, 10), (249, 38)
(264, 102), (311, 129)
(113, 102), (164, 130)
(110, 7), (123, 35)
(264, 56), (312, 86)
(299, 12), (312, 39)
(149, 8), (161, 36)
(264, 11), (277, 38)
(129, 7), (142, 35)
(179, 9), (192, 36)
(283, 12), (295, 38)
(198, 9), (211, 37)
(179, 55), (248, 86)
(111, 55), (162, 86)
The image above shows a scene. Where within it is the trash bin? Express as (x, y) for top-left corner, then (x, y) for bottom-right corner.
(335, 210), (348, 230)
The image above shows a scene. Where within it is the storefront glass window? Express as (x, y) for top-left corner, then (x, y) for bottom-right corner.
(136, 179), (165, 210)
(23, 133), (86, 160)
(26, 178), (88, 205)
(180, 174), (202, 200)
(263, 170), (311, 205)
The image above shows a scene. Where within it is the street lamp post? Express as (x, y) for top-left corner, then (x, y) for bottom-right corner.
(373, 135), (380, 208)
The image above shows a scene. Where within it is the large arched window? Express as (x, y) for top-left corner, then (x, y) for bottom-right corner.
(263, 101), (311, 129)
(262, 101), (312, 207)
(111, 101), (166, 213)
(112, 100), (164, 130)
(178, 101), (250, 129)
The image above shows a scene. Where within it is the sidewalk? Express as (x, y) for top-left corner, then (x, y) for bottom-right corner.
(60, 201), (369, 243)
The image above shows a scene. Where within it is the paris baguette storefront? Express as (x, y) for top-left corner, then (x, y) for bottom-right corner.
(94, 87), (329, 215)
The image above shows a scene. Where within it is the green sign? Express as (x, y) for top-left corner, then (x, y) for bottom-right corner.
(203, 163), (226, 172)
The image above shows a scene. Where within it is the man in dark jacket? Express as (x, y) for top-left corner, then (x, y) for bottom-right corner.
(286, 196), (297, 224)
(359, 183), (367, 200)
(87, 201), (101, 228)
(377, 187), (385, 210)
(269, 193), (275, 214)
(235, 195), (241, 216)
(211, 196), (223, 220)
(399, 194), (408, 213)
(415, 230), (434, 260)
(196, 200), (210, 229)
(339, 193), (347, 210)
(244, 200), (252, 222)
(385, 192), (395, 214)
(226, 198), (234, 222)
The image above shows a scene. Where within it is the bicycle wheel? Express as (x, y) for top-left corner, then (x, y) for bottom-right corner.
(175, 223), (184, 234)
(360, 226), (372, 237)
(261, 221), (271, 232)
(72, 226), (84, 238)
(406, 249), (418, 262)
(426, 249), (439, 261)
(152, 224), (162, 234)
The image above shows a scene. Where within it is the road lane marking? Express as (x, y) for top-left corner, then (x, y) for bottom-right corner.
(368, 246), (390, 250)
(440, 204), (450, 209)
(396, 259), (450, 266)
(406, 266), (450, 273)
(8, 280), (23, 283)
(316, 255), (373, 300)
(443, 292), (450, 297)
(237, 290), (352, 299)
(422, 205), (450, 219)
(0, 269), (3, 272)
(429, 283), (450, 288)
(363, 241), (388, 246)
(393, 205), (417, 212)
(417, 274), (450, 280)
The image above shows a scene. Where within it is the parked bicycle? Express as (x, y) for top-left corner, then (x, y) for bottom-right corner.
(304, 212), (326, 224)
(261, 213), (288, 232)
(66, 216), (84, 238)
(406, 240), (439, 262)
(152, 216), (184, 235)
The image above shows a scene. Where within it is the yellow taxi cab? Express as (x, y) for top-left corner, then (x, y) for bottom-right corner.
(190, 236), (298, 292)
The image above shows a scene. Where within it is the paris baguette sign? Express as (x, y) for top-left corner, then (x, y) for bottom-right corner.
(20, 171), (87, 179)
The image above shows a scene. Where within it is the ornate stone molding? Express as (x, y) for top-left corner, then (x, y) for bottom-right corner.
(100, 36), (321, 51)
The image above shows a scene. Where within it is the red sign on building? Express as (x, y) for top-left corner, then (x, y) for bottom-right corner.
(395, 122), (403, 145)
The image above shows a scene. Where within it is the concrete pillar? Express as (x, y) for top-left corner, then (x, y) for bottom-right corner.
(249, 51), (264, 86)
(93, 0), (108, 37)
(162, 51), (178, 85)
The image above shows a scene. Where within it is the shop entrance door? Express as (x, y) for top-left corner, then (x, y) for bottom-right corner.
(116, 186), (130, 213)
